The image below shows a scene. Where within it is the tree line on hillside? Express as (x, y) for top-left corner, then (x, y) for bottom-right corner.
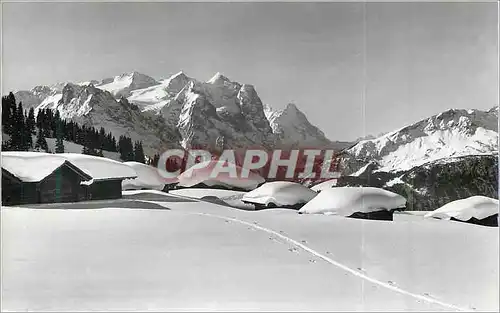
(2, 92), (146, 163)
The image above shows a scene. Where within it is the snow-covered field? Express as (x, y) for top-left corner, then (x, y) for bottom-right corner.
(1, 191), (498, 311)
(45, 138), (121, 161)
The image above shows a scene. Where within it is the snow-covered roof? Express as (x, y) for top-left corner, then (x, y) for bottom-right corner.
(177, 160), (265, 191)
(310, 179), (337, 192)
(242, 181), (318, 206)
(1, 152), (137, 182)
(299, 187), (406, 216)
(57, 153), (137, 181)
(1, 152), (83, 183)
(424, 196), (499, 221)
(122, 161), (166, 190)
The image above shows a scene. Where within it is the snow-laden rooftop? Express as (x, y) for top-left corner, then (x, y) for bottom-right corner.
(299, 187), (406, 215)
(425, 196), (499, 221)
(1, 152), (137, 182)
(122, 161), (166, 190)
(2, 152), (77, 182)
(177, 160), (265, 191)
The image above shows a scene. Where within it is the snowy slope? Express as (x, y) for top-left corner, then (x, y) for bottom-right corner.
(2, 198), (497, 311)
(44, 138), (121, 161)
(337, 154), (498, 211)
(1, 132), (120, 161)
(343, 107), (499, 173)
(96, 71), (159, 98)
(19, 83), (180, 155)
(127, 71), (193, 113)
(14, 85), (63, 109)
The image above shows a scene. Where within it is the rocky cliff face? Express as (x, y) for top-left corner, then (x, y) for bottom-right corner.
(38, 82), (180, 154)
(265, 103), (332, 148)
(176, 81), (276, 150)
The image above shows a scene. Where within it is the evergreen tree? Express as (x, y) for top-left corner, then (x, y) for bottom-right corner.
(34, 127), (48, 152)
(2, 93), (16, 135)
(10, 102), (26, 150)
(26, 108), (36, 135)
(118, 135), (135, 161)
(134, 141), (145, 163)
(98, 127), (106, 151)
(1, 140), (11, 151)
(2, 94), (120, 155)
(24, 112), (33, 150)
(150, 153), (160, 167)
(55, 119), (65, 153)
(81, 129), (99, 156)
(52, 110), (60, 136)
(42, 109), (52, 137)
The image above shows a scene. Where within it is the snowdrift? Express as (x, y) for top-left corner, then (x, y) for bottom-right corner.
(242, 181), (318, 208)
(122, 162), (166, 190)
(310, 179), (337, 192)
(424, 196), (499, 226)
(57, 153), (137, 181)
(176, 160), (265, 191)
(1, 152), (71, 182)
(1, 152), (136, 182)
(299, 187), (406, 216)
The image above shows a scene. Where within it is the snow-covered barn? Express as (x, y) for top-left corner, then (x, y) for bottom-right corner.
(1, 152), (137, 205)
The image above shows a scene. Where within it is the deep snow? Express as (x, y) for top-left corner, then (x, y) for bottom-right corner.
(424, 196), (499, 221)
(1, 152), (136, 182)
(242, 181), (318, 207)
(1, 191), (498, 311)
(299, 187), (407, 216)
(177, 160), (265, 191)
(122, 161), (166, 191)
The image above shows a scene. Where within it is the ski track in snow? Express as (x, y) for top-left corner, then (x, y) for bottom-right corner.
(194, 212), (471, 312)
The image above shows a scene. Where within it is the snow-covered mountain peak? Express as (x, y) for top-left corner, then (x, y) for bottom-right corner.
(200, 74), (242, 114)
(163, 71), (188, 82)
(265, 102), (330, 148)
(10, 69), (334, 153)
(97, 71), (159, 98)
(285, 102), (299, 111)
(488, 105), (499, 114)
(346, 107), (499, 173)
(206, 72), (232, 85)
(31, 85), (54, 96)
(262, 104), (275, 120)
(280, 103), (303, 118)
(161, 71), (193, 95)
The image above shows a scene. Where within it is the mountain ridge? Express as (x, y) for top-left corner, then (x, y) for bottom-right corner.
(13, 70), (335, 154)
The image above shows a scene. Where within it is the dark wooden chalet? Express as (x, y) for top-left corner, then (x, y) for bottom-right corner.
(85, 179), (124, 201)
(2, 161), (93, 205)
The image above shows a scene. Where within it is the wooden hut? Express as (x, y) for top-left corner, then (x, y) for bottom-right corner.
(2, 161), (92, 205)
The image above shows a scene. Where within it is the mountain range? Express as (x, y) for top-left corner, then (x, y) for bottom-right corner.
(14, 71), (340, 154)
(333, 106), (499, 210)
(12, 70), (499, 207)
